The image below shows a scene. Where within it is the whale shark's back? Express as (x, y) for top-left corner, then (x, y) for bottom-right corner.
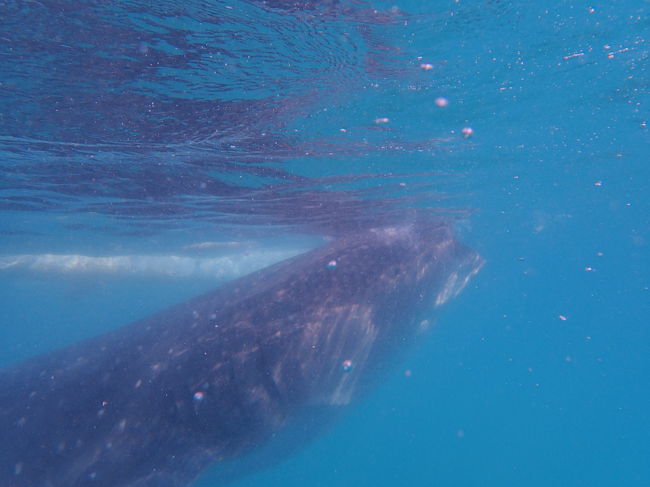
(0, 220), (483, 487)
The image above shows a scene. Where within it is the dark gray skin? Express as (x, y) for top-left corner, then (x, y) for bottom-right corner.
(0, 218), (483, 487)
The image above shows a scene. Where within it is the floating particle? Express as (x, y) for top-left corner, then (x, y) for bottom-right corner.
(461, 127), (473, 138)
(339, 128), (347, 133)
(435, 97), (449, 107)
(563, 52), (584, 61)
(594, 180), (603, 187)
(341, 359), (354, 372)
(404, 369), (412, 378)
(584, 267), (594, 272)
(558, 315), (567, 321)
(193, 391), (205, 402)
(420, 63), (434, 70)
(374, 117), (390, 124)
(326, 260), (337, 269)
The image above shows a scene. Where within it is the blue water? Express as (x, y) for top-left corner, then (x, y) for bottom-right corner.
(1, 0), (649, 486)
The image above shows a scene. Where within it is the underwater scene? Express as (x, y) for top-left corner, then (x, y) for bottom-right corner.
(0, 1), (648, 486)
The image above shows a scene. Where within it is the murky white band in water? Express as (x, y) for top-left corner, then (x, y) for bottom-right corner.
(0, 249), (305, 279)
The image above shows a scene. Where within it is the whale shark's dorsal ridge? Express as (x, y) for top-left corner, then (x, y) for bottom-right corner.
(0, 219), (483, 487)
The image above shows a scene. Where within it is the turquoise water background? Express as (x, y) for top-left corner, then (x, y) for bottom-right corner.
(1, 1), (648, 486)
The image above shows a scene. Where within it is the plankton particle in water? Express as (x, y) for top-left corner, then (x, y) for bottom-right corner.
(435, 97), (449, 107)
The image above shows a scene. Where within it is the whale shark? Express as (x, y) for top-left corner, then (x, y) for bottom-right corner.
(0, 217), (483, 487)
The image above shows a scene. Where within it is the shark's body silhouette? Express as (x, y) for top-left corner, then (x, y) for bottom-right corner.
(0, 219), (482, 487)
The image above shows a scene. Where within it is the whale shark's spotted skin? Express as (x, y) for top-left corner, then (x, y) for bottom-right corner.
(0, 219), (482, 487)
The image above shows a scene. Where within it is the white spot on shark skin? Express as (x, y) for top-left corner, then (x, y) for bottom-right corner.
(97, 400), (109, 417)
(168, 347), (190, 358)
(375, 225), (397, 236)
(118, 419), (127, 432)
(418, 319), (432, 334)
(134, 379), (142, 388)
(14, 462), (23, 476)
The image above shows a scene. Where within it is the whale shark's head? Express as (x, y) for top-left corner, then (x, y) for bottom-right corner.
(268, 216), (484, 406)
